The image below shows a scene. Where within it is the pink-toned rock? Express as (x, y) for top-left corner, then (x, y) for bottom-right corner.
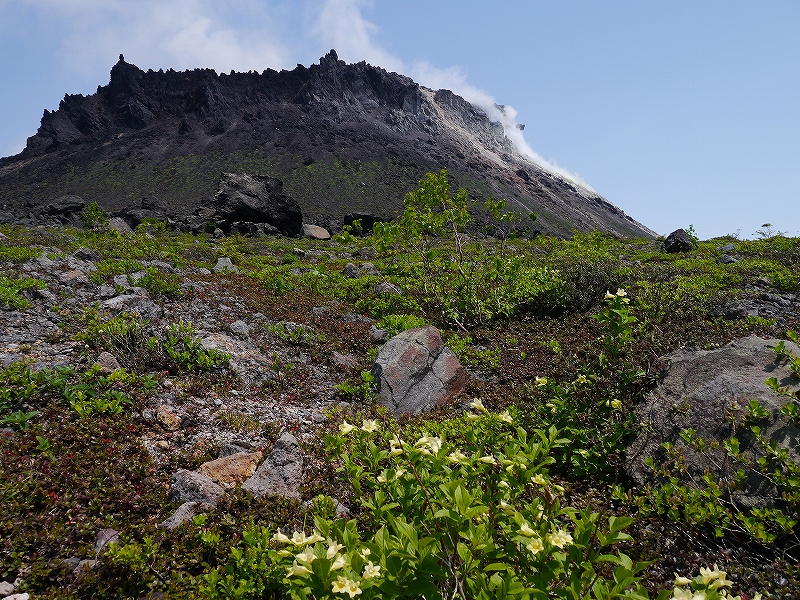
(303, 224), (331, 239)
(198, 451), (263, 488)
(371, 326), (465, 415)
(93, 351), (121, 374)
(156, 406), (181, 432)
(60, 269), (89, 284)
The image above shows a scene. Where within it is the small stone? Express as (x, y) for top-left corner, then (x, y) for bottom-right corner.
(94, 528), (120, 554)
(332, 351), (358, 370)
(303, 224), (331, 240)
(158, 501), (209, 530)
(94, 351), (121, 374)
(718, 254), (738, 264)
(156, 406), (181, 432)
(197, 267), (211, 275)
(218, 442), (249, 457)
(213, 257), (239, 273)
(369, 325), (388, 342)
(59, 269), (89, 284)
(242, 432), (303, 500)
(155, 440), (170, 450)
(342, 263), (360, 278)
(72, 247), (100, 261)
(98, 284), (116, 298)
(213, 228), (224, 238)
(311, 412), (327, 424)
(198, 450), (264, 488)
(229, 320), (250, 338)
(168, 469), (225, 505)
(374, 282), (401, 295)
(0, 582), (14, 596)
(3, 593), (30, 600)
(108, 216), (134, 235)
(361, 262), (379, 276)
(292, 247), (306, 258)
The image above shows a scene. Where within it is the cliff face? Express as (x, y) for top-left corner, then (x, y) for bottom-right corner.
(0, 51), (654, 238)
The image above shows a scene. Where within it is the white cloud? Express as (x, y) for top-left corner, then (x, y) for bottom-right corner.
(19, 0), (291, 75)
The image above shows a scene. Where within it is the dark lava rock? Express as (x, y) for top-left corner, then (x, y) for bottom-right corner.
(371, 326), (465, 415)
(47, 195), (86, 216)
(213, 172), (302, 236)
(663, 229), (698, 253)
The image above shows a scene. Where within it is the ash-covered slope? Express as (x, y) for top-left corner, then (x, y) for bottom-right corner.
(0, 51), (654, 238)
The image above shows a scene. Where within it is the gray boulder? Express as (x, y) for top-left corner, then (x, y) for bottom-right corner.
(662, 228), (697, 253)
(213, 257), (239, 273)
(100, 294), (162, 320)
(242, 432), (303, 500)
(108, 216), (134, 235)
(371, 326), (466, 415)
(626, 335), (800, 508)
(342, 263), (360, 278)
(158, 501), (210, 530)
(214, 172), (303, 236)
(168, 469), (225, 505)
(46, 195), (86, 216)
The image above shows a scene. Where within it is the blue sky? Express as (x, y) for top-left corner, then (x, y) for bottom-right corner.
(1, 0), (798, 238)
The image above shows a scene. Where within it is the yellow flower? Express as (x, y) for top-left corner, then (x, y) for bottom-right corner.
(362, 561), (381, 579)
(377, 472), (387, 483)
(498, 480), (510, 488)
(286, 561), (311, 577)
(389, 436), (404, 456)
(361, 419), (379, 432)
(306, 532), (325, 544)
(671, 589), (706, 600)
(469, 398), (488, 413)
(447, 449), (469, 464)
(343, 578), (363, 597)
(547, 529), (573, 548)
(332, 575), (349, 593)
(535, 376), (548, 387)
(499, 500), (515, 515)
(610, 399), (622, 409)
(272, 530), (291, 544)
(531, 473), (547, 485)
(295, 547), (316, 564)
(395, 468), (406, 478)
(526, 537), (544, 555)
(605, 290), (615, 300)
(465, 412), (480, 421)
(616, 288), (627, 297)
(518, 522), (536, 537)
(290, 531), (312, 546)
(326, 539), (344, 559)
(574, 374), (589, 385)
(359, 548), (371, 559)
(699, 565), (724, 585)
(498, 410), (513, 423)
(673, 574), (693, 586)
(339, 420), (357, 435)
(330, 554), (348, 571)
(415, 435), (443, 454)
(478, 455), (497, 465)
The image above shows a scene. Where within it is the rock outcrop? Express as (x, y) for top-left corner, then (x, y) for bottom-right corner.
(626, 335), (800, 508)
(213, 172), (303, 236)
(371, 326), (465, 415)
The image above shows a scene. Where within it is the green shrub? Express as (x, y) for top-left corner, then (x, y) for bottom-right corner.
(155, 321), (230, 372)
(133, 267), (182, 299)
(376, 314), (427, 337)
(80, 201), (109, 229)
(0, 274), (45, 309)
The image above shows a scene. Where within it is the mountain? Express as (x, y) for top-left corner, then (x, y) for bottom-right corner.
(0, 51), (654, 238)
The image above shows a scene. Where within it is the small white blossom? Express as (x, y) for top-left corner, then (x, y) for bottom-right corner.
(361, 419), (379, 432)
(469, 398), (488, 413)
(339, 420), (357, 435)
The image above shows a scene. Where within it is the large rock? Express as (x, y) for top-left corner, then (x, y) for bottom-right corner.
(100, 294), (162, 320)
(46, 195), (86, 216)
(626, 335), (800, 508)
(214, 172), (303, 236)
(242, 432), (303, 500)
(371, 326), (465, 415)
(303, 224), (331, 239)
(662, 228), (697, 253)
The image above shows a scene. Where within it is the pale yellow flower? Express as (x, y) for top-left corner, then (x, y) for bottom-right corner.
(272, 530), (291, 544)
(518, 522), (536, 537)
(465, 412), (480, 421)
(447, 449), (469, 464)
(674, 574), (693, 586)
(699, 565), (724, 585)
(605, 290), (615, 300)
(499, 410), (513, 423)
(478, 455), (497, 465)
(574, 374), (589, 385)
(359, 548), (371, 559)
(535, 376), (548, 387)
(469, 398), (488, 413)
(547, 529), (573, 548)
(610, 399), (622, 409)
(290, 531), (312, 546)
(671, 589), (706, 600)
(326, 540), (344, 559)
(362, 561), (381, 579)
(332, 575), (349, 593)
(526, 537), (544, 555)
(395, 468), (406, 478)
(330, 554), (348, 570)
(343, 578), (363, 597)
(377, 472), (387, 483)
(499, 500), (515, 514)
(616, 288), (627, 297)
(361, 419), (379, 432)
(415, 435), (443, 454)
(531, 473), (547, 485)
(306, 532), (325, 544)
(286, 561), (311, 577)
(498, 480), (510, 488)
(339, 420), (357, 435)
(295, 547), (316, 564)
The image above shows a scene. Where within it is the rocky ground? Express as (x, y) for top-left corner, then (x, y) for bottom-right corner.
(1, 224), (800, 598)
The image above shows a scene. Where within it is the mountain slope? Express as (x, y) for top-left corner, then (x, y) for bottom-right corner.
(0, 51), (654, 238)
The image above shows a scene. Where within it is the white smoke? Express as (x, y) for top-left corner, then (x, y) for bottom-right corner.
(312, 0), (591, 190)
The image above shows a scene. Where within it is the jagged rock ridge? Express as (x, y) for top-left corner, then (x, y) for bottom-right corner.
(0, 50), (654, 238)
